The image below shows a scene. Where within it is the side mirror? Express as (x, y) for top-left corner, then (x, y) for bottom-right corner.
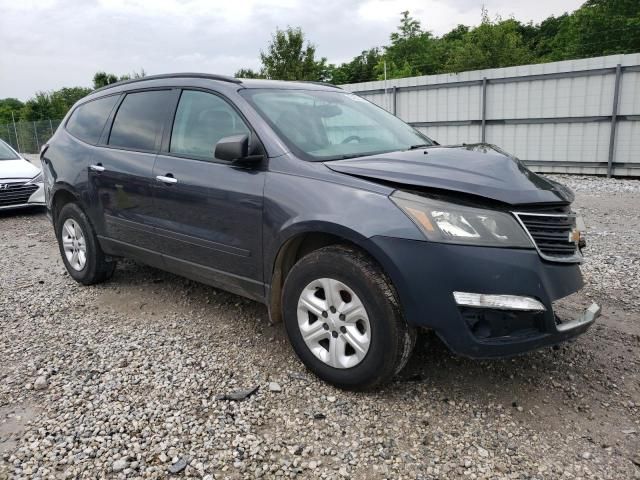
(214, 134), (262, 165)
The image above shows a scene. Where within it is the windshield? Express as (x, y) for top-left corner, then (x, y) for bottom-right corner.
(240, 88), (433, 161)
(0, 140), (19, 160)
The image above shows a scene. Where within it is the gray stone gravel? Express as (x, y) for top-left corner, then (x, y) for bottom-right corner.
(1, 175), (639, 479)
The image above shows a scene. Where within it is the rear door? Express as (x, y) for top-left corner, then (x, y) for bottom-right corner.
(62, 93), (121, 224)
(90, 89), (177, 262)
(151, 89), (265, 299)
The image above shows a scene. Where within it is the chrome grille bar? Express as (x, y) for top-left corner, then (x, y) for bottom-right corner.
(513, 211), (583, 263)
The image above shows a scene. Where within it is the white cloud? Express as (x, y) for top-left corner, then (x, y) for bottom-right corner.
(0, 0), (583, 100)
(357, 0), (582, 35)
(357, 0), (474, 35)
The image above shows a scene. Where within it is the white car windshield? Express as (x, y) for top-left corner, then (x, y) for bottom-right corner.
(240, 89), (433, 161)
(0, 140), (19, 160)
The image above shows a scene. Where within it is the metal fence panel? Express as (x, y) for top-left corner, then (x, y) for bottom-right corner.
(399, 84), (483, 123)
(615, 120), (640, 164)
(485, 74), (615, 119)
(619, 70), (640, 115)
(487, 122), (611, 164)
(414, 125), (482, 146)
(342, 53), (640, 177)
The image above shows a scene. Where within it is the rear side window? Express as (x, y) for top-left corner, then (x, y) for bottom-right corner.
(108, 90), (171, 151)
(66, 95), (119, 144)
(170, 90), (250, 160)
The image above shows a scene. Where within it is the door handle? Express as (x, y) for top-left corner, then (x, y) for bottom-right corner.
(156, 175), (178, 184)
(89, 164), (105, 172)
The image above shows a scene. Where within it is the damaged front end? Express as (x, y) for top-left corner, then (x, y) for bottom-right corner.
(327, 142), (599, 357)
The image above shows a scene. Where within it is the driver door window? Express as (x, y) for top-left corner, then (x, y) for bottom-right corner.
(170, 90), (250, 160)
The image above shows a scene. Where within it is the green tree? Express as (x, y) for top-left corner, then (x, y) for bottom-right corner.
(234, 2), (639, 84)
(550, 0), (640, 59)
(392, 10), (422, 40)
(93, 69), (147, 89)
(93, 71), (119, 89)
(234, 68), (264, 79)
(21, 92), (58, 121)
(373, 58), (414, 80)
(441, 24), (469, 43)
(328, 48), (381, 84)
(21, 87), (92, 121)
(376, 11), (446, 79)
(522, 15), (571, 60)
(444, 9), (534, 72)
(118, 69), (147, 82)
(237, 27), (329, 81)
(0, 98), (25, 123)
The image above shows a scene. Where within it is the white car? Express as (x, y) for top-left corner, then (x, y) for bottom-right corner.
(0, 139), (45, 210)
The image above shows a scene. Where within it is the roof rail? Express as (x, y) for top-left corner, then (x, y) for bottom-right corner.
(92, 73), (242, 94)
(296, 80), (342, 89)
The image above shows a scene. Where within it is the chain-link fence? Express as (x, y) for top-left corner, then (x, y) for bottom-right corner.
(0, 119), (62, 154)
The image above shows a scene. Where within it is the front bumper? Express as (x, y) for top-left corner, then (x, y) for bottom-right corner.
(371, 236), (598, 358)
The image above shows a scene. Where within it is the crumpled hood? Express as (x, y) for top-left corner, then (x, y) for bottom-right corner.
(325, 144), (573, 206)
(0, 158), (40, 180)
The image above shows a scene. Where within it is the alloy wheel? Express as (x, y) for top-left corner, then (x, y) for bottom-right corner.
(296, 277), (371, 369)
(62, 218), (87, 271)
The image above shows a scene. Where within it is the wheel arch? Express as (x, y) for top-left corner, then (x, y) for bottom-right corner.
(50, 185), (82, 226)
(266, 222), (400, 325)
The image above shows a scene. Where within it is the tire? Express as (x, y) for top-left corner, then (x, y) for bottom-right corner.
(56, 202), (116, 285)
(282, 244), (416, 390)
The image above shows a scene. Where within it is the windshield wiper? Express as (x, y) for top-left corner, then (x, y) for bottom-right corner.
(337, 153), (368, 160)
(408, 144), (432, 150)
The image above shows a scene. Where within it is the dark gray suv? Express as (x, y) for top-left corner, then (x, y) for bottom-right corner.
(41, 73), (600, 390)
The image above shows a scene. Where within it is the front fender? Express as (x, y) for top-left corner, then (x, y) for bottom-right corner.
(262, 170), (424, 286)
(272, 220), (388, 271)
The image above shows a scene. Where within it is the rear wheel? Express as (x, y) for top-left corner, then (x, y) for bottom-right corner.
(282, 245), (416, 390)
(56, 203), (115, 285)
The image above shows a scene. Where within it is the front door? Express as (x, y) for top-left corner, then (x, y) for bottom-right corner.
(151, 89), (265, 300)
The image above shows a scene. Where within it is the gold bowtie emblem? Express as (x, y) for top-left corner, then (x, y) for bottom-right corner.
(569, 228), (581, 243)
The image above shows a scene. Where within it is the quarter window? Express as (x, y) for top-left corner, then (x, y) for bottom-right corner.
(109, 90), (171, 151)
(170, 90), (250, 160)
(66, 95), (119, 145)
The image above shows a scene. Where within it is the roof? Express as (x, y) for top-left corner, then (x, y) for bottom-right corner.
(92, 73), (241, 94)
(92, 73), (341, 94)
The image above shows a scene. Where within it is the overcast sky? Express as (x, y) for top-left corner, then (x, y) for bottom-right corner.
(1, 0), (583, 101)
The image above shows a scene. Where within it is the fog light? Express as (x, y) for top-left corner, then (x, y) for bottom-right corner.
(453, 292), (546, 312)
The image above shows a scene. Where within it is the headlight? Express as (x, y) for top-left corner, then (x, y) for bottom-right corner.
(28, 172), (43, 184)
(391, 191), (533, 248)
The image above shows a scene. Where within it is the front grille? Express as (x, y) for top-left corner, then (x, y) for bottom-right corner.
(0, 182), (38, 207)
(514, 211), (580, 262)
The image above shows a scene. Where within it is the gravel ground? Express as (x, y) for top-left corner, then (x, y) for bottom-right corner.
(1, 175), (639, 479)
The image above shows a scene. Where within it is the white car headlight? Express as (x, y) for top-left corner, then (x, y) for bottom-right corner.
(391, 191), (533, 248)
(28, 172), (43, 184)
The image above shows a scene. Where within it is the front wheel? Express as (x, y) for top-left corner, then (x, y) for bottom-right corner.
(282, 245), (416, 390)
